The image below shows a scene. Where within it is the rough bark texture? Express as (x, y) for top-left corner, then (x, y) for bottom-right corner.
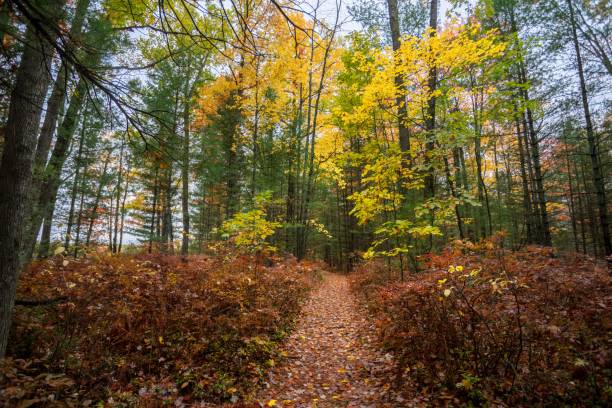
(522, 87), (551, 246)
(32, 0), (89, 177)
(27, 78), (87, 256)
(112, 141), (125, 253)
(28, 0), (91, 258)
(0, 0), (64, 358)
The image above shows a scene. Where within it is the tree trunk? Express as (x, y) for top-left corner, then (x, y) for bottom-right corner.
(27, 0), (90, 259)
(573, 159), (588, 254)
(112, 142), (124, 253)
(423, 0), (438, 201)
(474, 132), (492, 237)
(85, 151), (111, 246)
(579, 156), (600, 255)
(38, 213), (53, 258)
(107, 190), (114, 252)
(149, 167), (159, 253)
(523, 95), (551, 245)
(162, 163), (173, 253)
(442, 151), (464, 239)
(567, 0), (611, 255)
(24, 77), (88, 262)
(457, 146), (473, 240)
(251, 61), (261, 198)
(509, 10), (551, 246)
(63, 121), (87, 252)
(296, 12), (338, 259)
(32, 0), (90, 184)
(73, 174), (87, 258)
(563, 135), (579, 252)
(0, 0), (64, 359)
(118, 159), (130, 253)
(181, 89), (191, 256)
(385, 0), (411, 155)
(515, 110), (534, 243)
(493, 139), (503, 232)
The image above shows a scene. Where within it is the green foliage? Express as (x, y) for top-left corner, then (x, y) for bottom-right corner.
(221, 191), (281, 253)
(364, 220), (442, 260)
(345, 142), (445, 262)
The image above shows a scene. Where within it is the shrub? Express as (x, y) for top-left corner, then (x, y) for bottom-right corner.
(351, 245), (611, 406)
(1, 253), (322, 406)
(220, 191), (282, 255)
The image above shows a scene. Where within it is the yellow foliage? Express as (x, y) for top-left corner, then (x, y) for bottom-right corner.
(221, 192), (281, 253)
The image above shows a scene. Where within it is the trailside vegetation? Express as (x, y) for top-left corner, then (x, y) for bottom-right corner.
(0, 0), (609, 405)
(2, 253), (322, 405)
(351, 240), (610, 406)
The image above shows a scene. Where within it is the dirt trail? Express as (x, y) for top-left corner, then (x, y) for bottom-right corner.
(255, 272), (404, 407)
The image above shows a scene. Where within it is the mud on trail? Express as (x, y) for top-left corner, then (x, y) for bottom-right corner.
(255, 272), (405, 408)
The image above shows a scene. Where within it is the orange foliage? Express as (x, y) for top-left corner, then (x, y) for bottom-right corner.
(351, 244), (610, 406)
(1, 254), (322, 406)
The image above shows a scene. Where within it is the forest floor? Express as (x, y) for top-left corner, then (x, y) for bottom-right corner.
(2, 249), (608, 407)
(255, 272), (404, 408)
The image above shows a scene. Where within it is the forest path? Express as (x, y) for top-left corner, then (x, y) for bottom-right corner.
(255, 272), (403, 407)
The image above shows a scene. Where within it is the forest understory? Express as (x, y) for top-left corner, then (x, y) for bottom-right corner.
(1, 242), (610, 407)
(0, 0), (611, 406)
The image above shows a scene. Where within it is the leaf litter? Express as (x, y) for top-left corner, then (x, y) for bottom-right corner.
(254, 272), (404, 408)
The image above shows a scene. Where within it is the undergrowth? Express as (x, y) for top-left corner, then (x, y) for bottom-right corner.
(1, 253), (322, 406)
(351, 241), (611, 407)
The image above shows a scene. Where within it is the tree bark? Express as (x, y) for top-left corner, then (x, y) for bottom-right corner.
(523, 92), (551, 245)
(579, 156), (600, 255)
(63, 120), (87, 253)
(85, 151), (111, 246)
(32, 0), (90, 182)
(423, 0), (438, 201)
(73, 173), (86, 258)
(181, 87), (191, 256)
(0, 0), (65, 359)
(567, 0), (611, 255)
(296, 9), (338, 259)
(515, 109), (534, 243)
(24, 76), (88, 261)
(563, 134), (579, 252)
(39, 209), (53, 257)
(149, 167), (159, 253)
(442, 151), (464, 239)
(573, 159), (588, 253)
(161, 162), (173, 253)
(112, 140), (124, 253)
(507, 10), (551, 246)
(118, 158), (130, 253)
(28, 0), (90, 258)
(385, 0), (411, 155)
